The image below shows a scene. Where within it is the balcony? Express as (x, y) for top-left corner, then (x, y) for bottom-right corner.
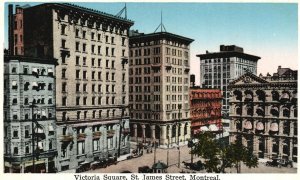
(107, 130), (115, 138)
(60, 134), (73, 142)
(93, 131), (102, 139)
(77, 133), (86, 141)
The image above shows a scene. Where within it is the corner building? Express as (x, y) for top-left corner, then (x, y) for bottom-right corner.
(228, 67), (297, 162)
(189, 87), (222, 136)
(4, 55), (57, 173)
(129, 31), (194, 147)
(197, 45), (260, 117)
(21, 3), (134, 171)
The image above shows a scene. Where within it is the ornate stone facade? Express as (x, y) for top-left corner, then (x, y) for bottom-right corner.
(19, 3), (134, 171)
(228, 67), (297, 162)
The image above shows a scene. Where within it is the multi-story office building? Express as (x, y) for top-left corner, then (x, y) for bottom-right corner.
(129, 31), (194, 147)
(197, 45), (261, 117)
(189, 87), (222, 136)
(228, 66), (297, 162)
(16, 3), (134, 171)
(4, 55), (57, 173)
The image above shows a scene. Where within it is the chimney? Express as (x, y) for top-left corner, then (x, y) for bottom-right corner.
(8, 4), (14, 55)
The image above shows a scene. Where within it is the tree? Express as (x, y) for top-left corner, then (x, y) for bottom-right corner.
(191, 132), (258, 173)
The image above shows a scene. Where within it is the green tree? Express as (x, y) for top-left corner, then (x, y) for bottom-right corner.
(191, 132), (258, 173)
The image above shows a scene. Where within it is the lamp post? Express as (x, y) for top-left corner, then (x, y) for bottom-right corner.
(118, 106), (125, 157)
(177, 104), (182, 168)
(30, 101), (38, 173)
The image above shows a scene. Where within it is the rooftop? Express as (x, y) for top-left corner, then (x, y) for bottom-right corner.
(130, 31), (194, 45)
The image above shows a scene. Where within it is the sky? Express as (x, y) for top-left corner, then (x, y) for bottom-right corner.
(3, 2), (298, 85)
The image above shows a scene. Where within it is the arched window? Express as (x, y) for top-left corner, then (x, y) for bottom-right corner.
(271, 91), (279, 101)
(13, 147), (18, 155)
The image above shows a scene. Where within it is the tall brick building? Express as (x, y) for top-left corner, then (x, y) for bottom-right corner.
(128, 31), (193, 147)
(189, 87), (222, 136)
(13, 3), (134, 171)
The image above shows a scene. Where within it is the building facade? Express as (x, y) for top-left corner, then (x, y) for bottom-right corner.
(129, 31), (193, 147)
(18, 3), (134, 171)
(228, 67), (297, 162)
(189, 87), (222, 136)
(197, 45), (261, 117)
(4, 55), (57, 173)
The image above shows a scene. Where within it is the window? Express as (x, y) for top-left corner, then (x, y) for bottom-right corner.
(92, 71), (95, 80)
(91, 58), (95, 66)
(13, 130), (19, 138)
(111, 48), (115, 56)
(25, 125), (30, 138)
(83, 43), (86, 52)
(83, 71), (87, 79)
(76, 97), (80, 105)
(112, 97), (115, 104)
(84, 111), (87, 119)
(106, 47), (109, 56)
(98, 59), (101, 67)
(92, 97), (95, 105)
(106, 97), (109, 104)
(76, 29), (79, 37)
(61, 39), (66, 48)
(83, 84), (87, 92)
(111, 73), (115, 81)
(122, 37), (125, 46)
(111, 37), (114, 44)
(83, 97), (87, 105)
(111, 61), (115, 69)
(76, 70), (80, 79)
(76, 42), (80, 51)
(76, 56), (80, 65)
(77, 142), (85, 155)
(91, 45), (95, 54)
(98, 34), (101, 41)
(91, 32), (95, 40)
(77, 111), (81, 120)
(98, 46), (101, 54)
(93, 140), (99, 151)
(98, 97), (102, 105)
(14, 147), (18, 155)
(76, 83), (80, 92)
(62, 82), (67, 92)
(62, 97), (67, 106)
(82, 31), (86, 39)
(105, 35), (109, 43)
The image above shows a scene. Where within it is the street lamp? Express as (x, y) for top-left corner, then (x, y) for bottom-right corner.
(177, 104), (182, 168)
(118, 106), (126, 157)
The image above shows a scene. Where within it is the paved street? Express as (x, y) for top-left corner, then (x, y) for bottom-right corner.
(86, 144), (297, 173)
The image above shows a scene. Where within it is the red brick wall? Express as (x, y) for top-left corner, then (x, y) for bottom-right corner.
(14, 7), (24, 55)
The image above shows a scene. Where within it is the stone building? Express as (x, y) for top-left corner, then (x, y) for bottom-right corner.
(189, 87), (222, 136)
(128, 31), (194, 147)
(228, 67), (297, 162)
(16, 3), (134, 171)
(197, 45), (261, 117)
(4, 55), (57, 173)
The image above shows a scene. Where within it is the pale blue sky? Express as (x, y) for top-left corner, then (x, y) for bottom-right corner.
(4, 2), (298, 85)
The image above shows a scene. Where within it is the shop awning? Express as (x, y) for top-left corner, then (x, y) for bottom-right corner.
(48, 68), (53, 73)
(280, 93), (289, 100)
(32, 82), (38, 87)
(256, 122), (264, 130)
(32, 68), (38, 73)
(200, 126), (209, 131)
(12, 81), (17, 86)
(24, 159), (45, 167)
(209, 124), (219, 131)
(244, 121), (252, 130)
(270, 122), (279, 132)
(38, 141), (44, 150)
(35, 127), (44, 134)
(49, 125), (54, 132)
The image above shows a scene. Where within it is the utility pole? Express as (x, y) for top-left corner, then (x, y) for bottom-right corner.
(30, 102), (36, 173)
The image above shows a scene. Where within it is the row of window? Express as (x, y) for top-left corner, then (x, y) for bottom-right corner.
(61, 108), (123, 121)
(9, 66), (54, 76)
(6, 140), (54, 156)
(61, 96), (126, 106)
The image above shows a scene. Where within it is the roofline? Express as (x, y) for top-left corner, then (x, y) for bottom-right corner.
(25, 3), (134, 26)
(4, 55), (58, 65)
(130, 32), (194, 44)
(196, 51), (261, 61)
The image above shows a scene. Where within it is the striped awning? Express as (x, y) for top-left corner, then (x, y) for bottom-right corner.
(244, 121), (252, 130)
(209, 124), (219, 131)
(270, 122), (279, 132)
(256, 122), (264, 130)
(38, 141), (44, 150)
(32, 82), (38, 87)
(200, 126), (209, 131)
(280, 93), (289, 100)
(32, 68), (38, 73)
(49, 125), (54, 132)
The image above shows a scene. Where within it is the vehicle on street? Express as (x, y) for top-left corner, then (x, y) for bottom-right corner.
(266, 158), (293, 168)
(138, 166), (152, 173)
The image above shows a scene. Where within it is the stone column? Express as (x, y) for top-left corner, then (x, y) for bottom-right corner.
(290, 121), (294, 137)
(180, 123), (185, 143)
(168, 126), (172, 146)
(45, 158), (49, 173)
(253, 120), (257, 133)
(142, 124), (146, 142)
(279, 120), (283, 136)
(161, 125), (167, 146)
(253, 136), (259, 157)
(133, 124), (137, 142)
(151, 125), (155, 140)
(279, 138), (283, 158)
(265, 121), (270, 135)
(268, 137), (273, 158)
(289, 139), (293, 161)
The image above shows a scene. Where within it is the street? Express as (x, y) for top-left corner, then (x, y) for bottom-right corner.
(86, 145), (297, 173)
